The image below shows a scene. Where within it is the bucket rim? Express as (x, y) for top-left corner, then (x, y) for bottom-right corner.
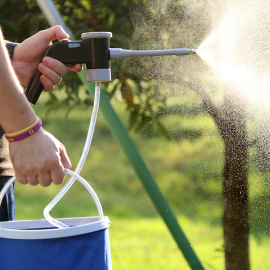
(0, 216), (110, 240)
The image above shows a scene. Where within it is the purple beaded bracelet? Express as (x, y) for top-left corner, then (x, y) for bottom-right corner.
(5, 117), (42, 142)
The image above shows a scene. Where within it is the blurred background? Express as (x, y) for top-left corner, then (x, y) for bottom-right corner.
(1, 0), (270, 269)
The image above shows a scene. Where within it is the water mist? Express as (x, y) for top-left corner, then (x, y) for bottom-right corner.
(196, 1), (270, 108)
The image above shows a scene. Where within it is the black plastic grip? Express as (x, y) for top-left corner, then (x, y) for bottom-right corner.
(25, 40), (92, 104)
(25, 39), (110, 104)
(25, 69), (44, 105)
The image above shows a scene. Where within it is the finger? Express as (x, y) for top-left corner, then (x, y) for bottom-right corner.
(38, 63), (62, 85)
(50, 164), (66, 186)
(40, 74), (55, 92)
(67, 63), (83, 73)
(39, 25), (69, 44)
(47, 152), (66, 185)
(37, 173), (52, 187)
(16, 174), (28, 185)
(43, 57), (69, 77)
(31, 165), (52, 187)
(27, 175), (39, 186)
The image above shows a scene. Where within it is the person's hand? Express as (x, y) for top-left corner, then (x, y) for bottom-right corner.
(9, 128), (71, 187)
(11, 25), (82, 91)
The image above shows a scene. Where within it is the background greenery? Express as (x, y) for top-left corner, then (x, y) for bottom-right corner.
(0, 0), (269, 269)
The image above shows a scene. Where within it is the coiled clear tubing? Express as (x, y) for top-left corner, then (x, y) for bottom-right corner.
(43, 82), (101, 228)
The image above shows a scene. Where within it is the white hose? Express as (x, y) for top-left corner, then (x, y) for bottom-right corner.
(0, 169), (104, 227)
(43, 82), (101, 228)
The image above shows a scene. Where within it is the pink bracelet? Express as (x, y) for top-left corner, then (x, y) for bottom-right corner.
(5, 117), (42, 142)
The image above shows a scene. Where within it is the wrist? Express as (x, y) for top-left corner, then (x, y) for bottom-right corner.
(5, 116), (42, 142)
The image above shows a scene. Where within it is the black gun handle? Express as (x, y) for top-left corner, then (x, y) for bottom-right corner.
(24, 40), (89, 105)
(25, 68), (44, 105)
(24, 39), (108, 104)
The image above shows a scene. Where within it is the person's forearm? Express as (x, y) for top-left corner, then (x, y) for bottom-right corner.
(0, 30), (36, 134)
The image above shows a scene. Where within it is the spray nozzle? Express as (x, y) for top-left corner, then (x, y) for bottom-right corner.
(109, 48), (196, 59)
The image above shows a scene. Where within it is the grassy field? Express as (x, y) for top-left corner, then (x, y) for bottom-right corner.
(14, 94), (270, 269)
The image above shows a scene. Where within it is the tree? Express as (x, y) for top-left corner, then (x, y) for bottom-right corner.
(194, 83), (250, 269)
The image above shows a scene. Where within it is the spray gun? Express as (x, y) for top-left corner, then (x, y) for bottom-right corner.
(25, 32), (196, 104)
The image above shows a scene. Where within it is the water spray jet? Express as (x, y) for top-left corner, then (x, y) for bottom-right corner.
(25, 31), (197, 104)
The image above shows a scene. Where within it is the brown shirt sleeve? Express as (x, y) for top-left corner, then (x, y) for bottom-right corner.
(0, 125), (14, 176)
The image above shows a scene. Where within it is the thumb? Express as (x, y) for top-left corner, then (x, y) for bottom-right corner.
(59, 144), (72, 170)
(38, 25), (69, 44)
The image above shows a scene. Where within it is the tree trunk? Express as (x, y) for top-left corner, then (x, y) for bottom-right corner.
(222, 93), (250, 270)
(190, 83), (251, 269)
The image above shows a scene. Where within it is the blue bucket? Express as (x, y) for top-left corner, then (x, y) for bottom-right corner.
(0, 170), (112, 270)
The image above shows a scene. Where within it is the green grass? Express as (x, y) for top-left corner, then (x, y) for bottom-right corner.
(13, 96), (270, 269)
